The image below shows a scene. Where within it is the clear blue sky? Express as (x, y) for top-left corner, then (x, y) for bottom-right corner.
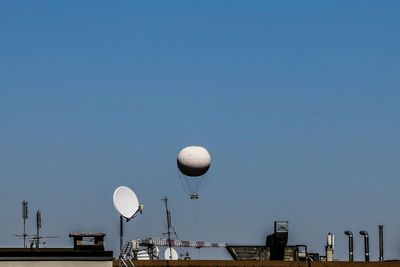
(1, 0), (400, 261)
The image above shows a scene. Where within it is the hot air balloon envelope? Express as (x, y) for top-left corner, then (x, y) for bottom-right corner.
(177, 146), (211, 177)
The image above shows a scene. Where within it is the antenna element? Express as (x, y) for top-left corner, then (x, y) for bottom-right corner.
(22, 200), (28, 248)
(35, 210), (42, 248)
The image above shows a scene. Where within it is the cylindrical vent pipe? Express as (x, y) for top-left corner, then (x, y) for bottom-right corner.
(344, 231), (353, 261)
(360, 231), (369, 261)
(379, 225), (384, 261)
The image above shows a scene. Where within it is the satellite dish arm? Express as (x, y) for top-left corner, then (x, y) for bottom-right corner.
(126, 204), (144, 222)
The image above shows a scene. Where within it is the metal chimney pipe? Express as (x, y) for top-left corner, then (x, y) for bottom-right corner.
(359, 231), (369, 261)
(344, 231), (354, 261)
(379, 225), (384, 261)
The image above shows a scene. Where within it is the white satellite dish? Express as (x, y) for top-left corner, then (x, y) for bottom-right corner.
(113, 186), (140, 220)
(164, 247), (179, 260)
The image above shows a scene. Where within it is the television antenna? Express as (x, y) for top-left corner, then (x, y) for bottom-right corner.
(35, 210), (42, 248)
(161, 197), (174, 258)
(22, 200), (28, 248)
(15, 209), (58, 248)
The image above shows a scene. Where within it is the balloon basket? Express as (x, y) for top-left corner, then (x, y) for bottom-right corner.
(190, 194), (199, 200)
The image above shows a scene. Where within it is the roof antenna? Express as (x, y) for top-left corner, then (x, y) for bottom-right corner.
(161, 197), (173, 259)
(35, 210), (42, 248)
(22, 201), (28, 248)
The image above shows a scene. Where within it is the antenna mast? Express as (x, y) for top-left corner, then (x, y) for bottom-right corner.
(35, 210), (42, 248)
(161, 197), (173, 259)
(22, 200), (28, 248)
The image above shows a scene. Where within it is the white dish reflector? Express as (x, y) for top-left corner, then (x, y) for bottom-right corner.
(113, 186), (140, 220)
(164, 247), (178, 260)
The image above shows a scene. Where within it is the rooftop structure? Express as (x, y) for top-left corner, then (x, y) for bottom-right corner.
(0, 232), (113, 267)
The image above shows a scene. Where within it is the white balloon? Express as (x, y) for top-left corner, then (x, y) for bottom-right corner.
(177, 146), (211, 177)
